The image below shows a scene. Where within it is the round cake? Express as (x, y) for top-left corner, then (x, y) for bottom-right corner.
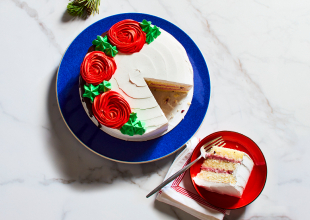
(79, 19), (193, 141)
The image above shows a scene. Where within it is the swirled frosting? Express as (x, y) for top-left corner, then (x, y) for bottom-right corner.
(92, 91), (131, 129)
(107, 19), (146, 53)
(80, 51), (117, 85)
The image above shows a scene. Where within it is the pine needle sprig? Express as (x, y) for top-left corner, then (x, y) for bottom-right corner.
(67, 0), (101, 19)
(67, 1), (85, 18)
(85, 0), (100, 16)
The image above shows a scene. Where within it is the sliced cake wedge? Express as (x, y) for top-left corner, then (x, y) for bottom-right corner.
(193, 146), (254, 198)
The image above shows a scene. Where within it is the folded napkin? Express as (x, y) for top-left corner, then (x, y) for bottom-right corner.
(156, 137), (230, 220)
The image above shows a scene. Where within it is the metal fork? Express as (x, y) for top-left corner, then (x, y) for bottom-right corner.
(146, 136), (225, 198)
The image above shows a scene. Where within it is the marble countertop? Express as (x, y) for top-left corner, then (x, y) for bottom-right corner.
(1, 0), (309, 219)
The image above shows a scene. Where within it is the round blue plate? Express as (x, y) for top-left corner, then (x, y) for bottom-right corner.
(56, 13), (210, 163)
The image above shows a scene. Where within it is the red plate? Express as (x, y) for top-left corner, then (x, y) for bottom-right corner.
(190, 131), (267, 209)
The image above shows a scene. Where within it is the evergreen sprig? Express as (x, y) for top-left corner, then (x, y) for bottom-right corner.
(67, 0), (100, 19)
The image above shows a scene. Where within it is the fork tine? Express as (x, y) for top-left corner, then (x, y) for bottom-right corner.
(205, 141), (221, 150)
(202, 136), (223, 148)
(214, 140), (224, 146)
(202, 136), (222, 148)
(203, 136), (225, 151)
(208, 138), (223, 147)
(218, 142), (226, 147)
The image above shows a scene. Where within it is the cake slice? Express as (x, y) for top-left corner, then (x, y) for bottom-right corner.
(193, 146), (254, 198)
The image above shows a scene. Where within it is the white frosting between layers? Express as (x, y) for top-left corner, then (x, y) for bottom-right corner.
(193, 153), (254, 198)
(80, 29), (194, 141)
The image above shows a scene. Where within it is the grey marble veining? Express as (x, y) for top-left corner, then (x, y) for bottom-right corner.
(0, 0), (309, 219)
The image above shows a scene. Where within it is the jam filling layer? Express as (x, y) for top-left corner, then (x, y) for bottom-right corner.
(201, 167), (234, 174)
(205, 153), (242, 163)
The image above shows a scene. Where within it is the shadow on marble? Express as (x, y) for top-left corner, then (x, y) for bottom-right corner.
(224, 207), (246, 220)
(61, 9), (83, 23)
(47, 67), (176, 191)
(154, 200), (199, 220)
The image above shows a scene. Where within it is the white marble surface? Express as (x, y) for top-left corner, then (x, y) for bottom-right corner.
(0, 0), (309, 219)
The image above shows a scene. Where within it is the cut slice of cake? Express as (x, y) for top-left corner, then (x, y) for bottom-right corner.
(193, 146), (254, 198)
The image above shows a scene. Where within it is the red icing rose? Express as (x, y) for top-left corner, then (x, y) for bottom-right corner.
(80, 51), (116, 85)
(107, 19), (146, 53)
(92, 91), (131, 129)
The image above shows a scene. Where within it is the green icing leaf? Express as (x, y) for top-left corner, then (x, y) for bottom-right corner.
(120, 123), (135, 136)
(83, 84), (100, 102)
(92, 39), (101, 46)
(140, 19), (151, 27)
(129, 112), (138, 122)
(92, 35), (118, 57)
(120, 112), (146, 136)
(104, 44), (118, 57)
(140, 20), (161, 44)
(140, 19), (152, 32)
(92, 35), (110, 52)
(151, 25), (161, 38)
(133, 121), (146, 135)
(146, 32), (155, 44)
(95, 43), (106, 52)
(97, 35), (105, 42)
(98, 80), (112, 93)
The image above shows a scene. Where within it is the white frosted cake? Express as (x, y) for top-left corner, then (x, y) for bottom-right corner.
(79, 19), (193, 141)
(193, 146), (254, 198)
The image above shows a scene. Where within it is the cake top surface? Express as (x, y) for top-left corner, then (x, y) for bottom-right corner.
(113, 29), (193, 86)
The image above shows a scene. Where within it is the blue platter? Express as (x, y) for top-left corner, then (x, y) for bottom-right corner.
(56, 13), (210, 163)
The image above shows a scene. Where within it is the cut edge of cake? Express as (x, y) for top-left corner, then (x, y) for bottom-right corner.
(145, 78), (192, 92)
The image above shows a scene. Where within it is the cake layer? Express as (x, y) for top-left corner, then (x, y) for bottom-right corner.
(206, 146), (245, 162)
(201, 159), (238, 173)
(196, 170), (236, 184)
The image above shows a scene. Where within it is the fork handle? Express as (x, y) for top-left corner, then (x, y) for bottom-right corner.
(146, 155), (203, 198)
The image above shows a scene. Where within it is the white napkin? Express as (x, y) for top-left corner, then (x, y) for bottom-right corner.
(156, 137), (230, 220)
